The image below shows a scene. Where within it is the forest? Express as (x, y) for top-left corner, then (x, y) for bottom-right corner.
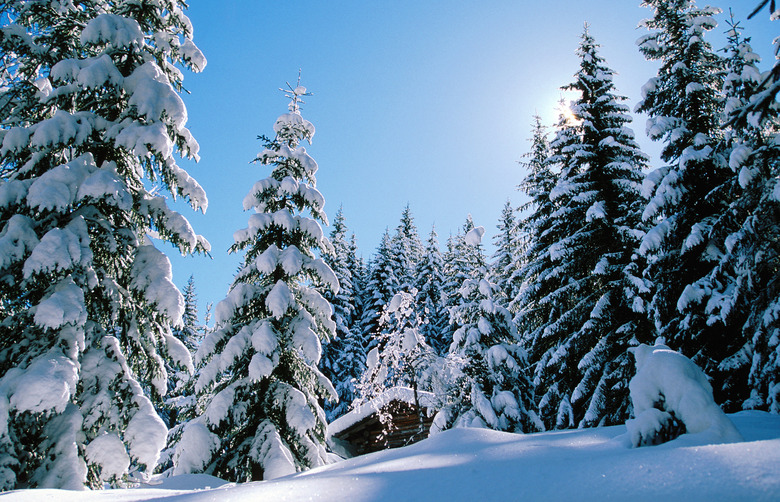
(0, 0), (778, 492)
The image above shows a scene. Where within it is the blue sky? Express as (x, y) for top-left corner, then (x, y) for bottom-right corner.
(167, 1), (777, 316)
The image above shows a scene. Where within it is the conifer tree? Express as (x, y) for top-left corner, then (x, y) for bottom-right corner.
(0, 1), (206, 489)
(360, 230), (400, 351)
(636, 0), (735, 401)
(737, 1), (780, 126)
(159, 275), (204, 429)
(391, 205), (423, 293)
(356, 291), (436, 405)
(415, 226), (449, 355)
(520, 28), (650, 428)
(490, 200), (520, 304)
(321, 207), (364, 421)
(512, 113), (565, 332)
(442, 217), (486, 323)
(173, 83), (337, 481)
(434, 229), (540, 433)
(686, 20), (780, 411)
(177, 276), (203, 353)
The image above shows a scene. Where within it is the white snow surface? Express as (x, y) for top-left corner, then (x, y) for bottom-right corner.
(7, 411), (779, 501)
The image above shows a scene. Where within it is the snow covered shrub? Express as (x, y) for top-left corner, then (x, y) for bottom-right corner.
(0, 0), (207, 490)
(626, 343), (743, 447)
(173, 82), (338, 482)
(356, 290), (438, 415)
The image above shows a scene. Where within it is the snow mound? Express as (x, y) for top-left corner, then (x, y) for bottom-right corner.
(626, 343), (743, 447)
(4, 412), (780, 501)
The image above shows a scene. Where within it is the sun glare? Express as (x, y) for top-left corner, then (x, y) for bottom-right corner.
(557, 99), (582, 126)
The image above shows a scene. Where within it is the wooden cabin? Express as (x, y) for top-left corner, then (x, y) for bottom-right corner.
(328, 387), (436, 458)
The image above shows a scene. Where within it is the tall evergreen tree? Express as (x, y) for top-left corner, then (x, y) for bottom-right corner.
(490, 199), (520, 304)
(390, 204), (423, 294)
(321, 207), (364, 421)
(356, 290), (436, 406)
(636, 0), (737, 403)
(173, 83), (337, 481)
(686, 20), (780, 411)
(175, 275), (204, 353)
(415, 226), (448, 355)
(0, 1), (206, 489)
(443, 217), (485, 308)
(159, 275), (204, 428)
(434, 229), (540, 434)
(512, 110), (569, 334)
(737, 1), (780, 126)
(360, 230), (400, 351)
(519, 28), (650, 429)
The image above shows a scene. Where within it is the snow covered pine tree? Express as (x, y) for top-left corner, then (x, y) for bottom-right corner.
(0, 0), (207, 490)
(636, 0), (739, 405)
(434, 226), (541, 434)
(415, 225), (448, 355)
(320, 207), (364, 421)
(686, 17), (780, 412)
(173, 82), (338, 481)
(525, 27), (650, 429)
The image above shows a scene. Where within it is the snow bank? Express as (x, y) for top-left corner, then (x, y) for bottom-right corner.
(10, 411), (779, 501)
(626, 343), (743, 447)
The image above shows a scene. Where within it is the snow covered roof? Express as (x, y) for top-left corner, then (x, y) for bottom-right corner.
(328, 387), (436, 437)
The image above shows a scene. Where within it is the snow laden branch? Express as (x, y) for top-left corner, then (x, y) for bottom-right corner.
(170, 82), (338, 483)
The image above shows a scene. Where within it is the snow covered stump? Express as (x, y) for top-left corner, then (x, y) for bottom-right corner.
(626, 343), (743, 447)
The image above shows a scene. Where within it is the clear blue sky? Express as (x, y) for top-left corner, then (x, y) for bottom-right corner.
(166, 1), (777, 317)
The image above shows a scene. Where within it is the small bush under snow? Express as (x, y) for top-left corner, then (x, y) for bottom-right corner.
(626, 343), (743, 447)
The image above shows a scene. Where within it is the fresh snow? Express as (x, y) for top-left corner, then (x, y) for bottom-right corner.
(6, 411), (779, 501)
(627, 343), (743, 447)
(464, 225), (485, 246)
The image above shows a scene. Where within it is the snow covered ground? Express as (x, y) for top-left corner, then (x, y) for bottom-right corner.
(5, 410), (779, 501)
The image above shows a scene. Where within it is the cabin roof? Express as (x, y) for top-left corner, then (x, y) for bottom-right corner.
(328, 386), (436, 438)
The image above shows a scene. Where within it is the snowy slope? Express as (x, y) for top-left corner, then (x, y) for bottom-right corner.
(6, 411), (780, 501)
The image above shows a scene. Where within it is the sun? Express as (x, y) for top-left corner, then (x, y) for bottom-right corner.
(557, 99), (582, 126)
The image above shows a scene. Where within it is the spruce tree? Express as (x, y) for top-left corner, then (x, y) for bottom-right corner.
(512, 111), (567, 336)
(359, 230), (400, 352)
(415, 226), (449, 355)
(737, 1), (780, 126)
(173, 83), (337, 481)
(520, 28), (650, 428)
(158, 275), (202, 429)
(320, 207), (364, 421)
(686, 20), (780, 411)
(176, 275), (203, 353)
(0, 1), (206, 489)
(356, 291), (436, 407)
(391, 205), (423, 293)
(490, 199), (520, 304)
(442, 216), (486, 336)
(434, 229), (540, 433)
(636, 0), (735, 402)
